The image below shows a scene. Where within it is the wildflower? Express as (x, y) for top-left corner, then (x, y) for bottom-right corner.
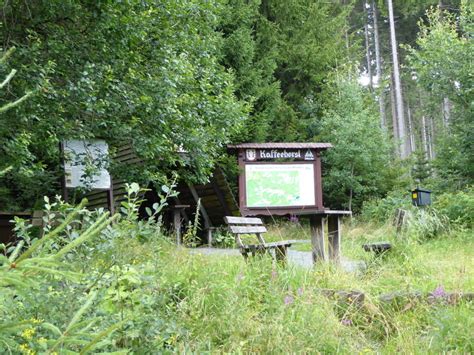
(297, 287), (304, 296)
(284, 295), (294, 305)
(341, 318), (352, 326)
(21, 327), (35, 340)
(38, 337), (47, 344)
(432, 285), (446, 298)
(19, 343), (36, 355)
(19, 344), (29, 352)
(30, 317), (42, 324)
(289, 215), (299, 224)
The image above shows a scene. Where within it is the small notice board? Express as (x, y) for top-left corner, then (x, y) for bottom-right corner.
(63, 140), (111, 189)
(60, 139), (114, 213)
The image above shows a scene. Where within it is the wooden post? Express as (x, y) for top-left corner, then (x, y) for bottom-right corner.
(172, 205), (189, 245)
(207, 227), (217, 247)
(106, 174), (115, 215)
(314, 151), (323, 209)
(174, 208), (182, 245)
(327, 215), (341, 262)
(59, 142), (69, 203)
(237, 149), (246, 215)
(310, 215), (327, 263)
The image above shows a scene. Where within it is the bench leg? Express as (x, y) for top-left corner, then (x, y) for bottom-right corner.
(310, 215), (327, 263)
(275, 245), (287, 264)
(328, 215), (341, 262)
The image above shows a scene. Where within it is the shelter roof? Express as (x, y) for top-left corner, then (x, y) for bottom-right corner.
(228, 142), (332, 149)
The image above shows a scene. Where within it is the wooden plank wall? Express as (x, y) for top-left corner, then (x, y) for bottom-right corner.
(84, 144), (239, 226)
(176, 168), (239, 226)
(85, 144), (138, 211)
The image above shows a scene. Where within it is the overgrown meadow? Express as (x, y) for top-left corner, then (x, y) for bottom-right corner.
(1, 186), (473, 354)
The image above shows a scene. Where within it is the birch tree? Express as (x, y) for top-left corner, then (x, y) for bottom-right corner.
(372, 0), (386, 130)
(387, 0), (408, 158)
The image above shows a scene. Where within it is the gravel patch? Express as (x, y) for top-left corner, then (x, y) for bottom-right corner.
(188, 246), (365, 273)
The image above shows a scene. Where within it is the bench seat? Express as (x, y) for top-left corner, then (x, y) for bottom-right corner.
(224, 216), (292, 263)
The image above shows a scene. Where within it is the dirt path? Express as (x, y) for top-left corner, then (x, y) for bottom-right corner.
(189, 246), (365, 272)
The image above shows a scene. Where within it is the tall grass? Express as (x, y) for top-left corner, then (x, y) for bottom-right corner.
(1, 187), (472, 353)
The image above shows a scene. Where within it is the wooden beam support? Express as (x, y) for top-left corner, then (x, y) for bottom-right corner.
(211, 176), (232, 216)
(188, 184), (211, 229)
(327, 215), (341, 262)
(310, 214), (327, 263)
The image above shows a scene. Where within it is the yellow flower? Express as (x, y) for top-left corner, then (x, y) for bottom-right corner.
(19, 344), (36, 354)
(19, 344), (29, 351)
(21, 328), (35, 340)
(38, 337), (47, 344)
(30, 317), (42, 324)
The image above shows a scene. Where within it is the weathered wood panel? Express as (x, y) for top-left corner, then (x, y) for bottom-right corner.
(224, 216), (264, 225)
(229, 225), (267, 234)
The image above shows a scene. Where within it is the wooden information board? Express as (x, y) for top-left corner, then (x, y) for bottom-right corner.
(228, 143), (332, 216)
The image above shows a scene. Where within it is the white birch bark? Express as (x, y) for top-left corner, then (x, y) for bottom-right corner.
(387, 0), (408, 158)
(421, 115), (429, 160)
(442, 97), (451, 128)
(364, 23), (373, 90)
(429, 116), (436, 159)
(407, 102), (416, 153)
(372, 0), (386, 130)
(390, 74), (399, 155)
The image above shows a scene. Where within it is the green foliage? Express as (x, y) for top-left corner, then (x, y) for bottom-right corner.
(211, 227), (235, 248)
(361, 188), (474, 239)
(1, 0), (247, 210)
(1, 186), (473, 353)
(317, 72), (395, 212)
(434, 188), (474, 228)
(360, 191), (411, 223)
(407, 2), (474, 188)
(221, 0), (353, 143)
(0, 198), (120, 353)
(183, 199), (202, 247)
(405, 207), (449, 240)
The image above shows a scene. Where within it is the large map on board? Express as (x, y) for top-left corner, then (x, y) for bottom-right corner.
(245, 164), (315, 207)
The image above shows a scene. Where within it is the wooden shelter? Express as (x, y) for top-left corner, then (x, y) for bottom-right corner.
(83, 144), (239, 244)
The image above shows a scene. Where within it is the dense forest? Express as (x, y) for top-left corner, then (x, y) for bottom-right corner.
(1, 0), (472, 211)
(0, 1), (473, 353)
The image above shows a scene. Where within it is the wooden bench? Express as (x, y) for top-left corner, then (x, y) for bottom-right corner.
(224, 216), (292, 262)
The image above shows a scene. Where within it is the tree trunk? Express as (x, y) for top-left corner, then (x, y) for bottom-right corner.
(364, 23), (373, 90)
(428, 116), (436, 159)
(372, 0), (386, 130)
(387, 0), (407, 158)
(407, 101), (416, 153)
(442, 97), (451, 128)
(390, 73), (399, 155)
(421, 115), (429, 160)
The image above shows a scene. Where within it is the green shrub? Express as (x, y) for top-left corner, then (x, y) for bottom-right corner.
(360, 191), (411, 223)
(404, 207), (449, 240)
(434, 188), (474, 228)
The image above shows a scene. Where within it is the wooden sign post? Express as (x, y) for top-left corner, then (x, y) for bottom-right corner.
(228, 142), (351, 264)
